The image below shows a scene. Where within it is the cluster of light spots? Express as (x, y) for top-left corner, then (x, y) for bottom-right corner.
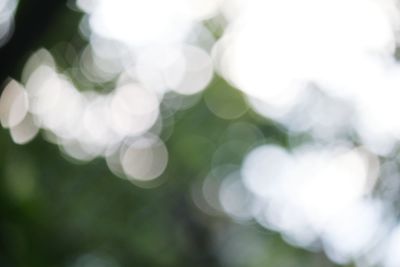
(110, 83), (159, 138)
(249, 89), (356, 141)
(192, 122), (264, 217)
(0, 49), (168, 183)
(133, 44), (214, 95)
(192, 164), (237, 217)
(0, 79), (38, 144)
(240, 144), (384, 264)
(0, 0), (18, 46)
(214, 0), (400, 154)
(5, 0), (400, 265)
(1, 0), (219, 183)
(74, 0), (215, 96)
(206, 3), (400, 262)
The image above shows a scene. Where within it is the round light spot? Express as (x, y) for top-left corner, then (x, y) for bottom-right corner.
(121, 134), (168, 181)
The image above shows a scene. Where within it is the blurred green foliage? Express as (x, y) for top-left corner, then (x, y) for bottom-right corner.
(0, 90), (344, 267)
(0, 2), (351, 267)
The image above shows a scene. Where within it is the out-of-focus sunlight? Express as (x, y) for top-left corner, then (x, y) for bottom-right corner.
(1, 0), (218, 182)
(121, 134), (168, 182)
(4, 0), (400, 266)
(0, 79), (28, 128)
(215, 0), (400, 154)
(76, 0), (215, 97)
(241, 144), (382, 263)
(0, 79), (38, 144)
(0, 0), (18, 46)
(20, 52), (165, 177)
(85, 0), (220, 45)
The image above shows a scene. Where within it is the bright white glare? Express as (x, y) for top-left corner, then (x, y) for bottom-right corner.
(215, 0), (400, 154)
(6, 0), (400, 265)
(242, 145), (292, 199)
(75, 0), (97, 13)
(90, 0), (189, 46)
(242, 144), (381, 263)
(87, 0), (220, 46)
(208, 3), (400, 262)
(77, 0), (215, 96)
(321, 201), (384, 264)
(211, 1), (400, 261)
(384, 226), (400, 267)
